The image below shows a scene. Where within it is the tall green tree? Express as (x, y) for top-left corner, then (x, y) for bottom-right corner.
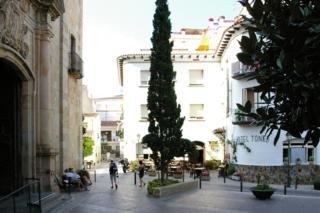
(142, 0), (185, 181)
(83, 136), (94, 157)
(237, 0), (320, 146)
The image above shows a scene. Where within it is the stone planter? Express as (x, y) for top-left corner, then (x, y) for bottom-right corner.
(251, 188), (275, 200)
(149, 180), (198, 197)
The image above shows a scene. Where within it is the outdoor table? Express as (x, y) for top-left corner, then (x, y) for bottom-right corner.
(169, 166), (180, 176)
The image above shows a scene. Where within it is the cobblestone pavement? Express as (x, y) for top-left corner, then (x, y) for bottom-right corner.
(45, 163), (320, 213)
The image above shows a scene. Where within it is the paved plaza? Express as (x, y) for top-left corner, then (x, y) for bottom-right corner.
(45, 163), (320, 213)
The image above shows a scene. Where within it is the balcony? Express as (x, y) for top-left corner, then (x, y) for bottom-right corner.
(68, 51), (83, 79)
(231, 61), (255, 80)
(231, 108), (255, 125)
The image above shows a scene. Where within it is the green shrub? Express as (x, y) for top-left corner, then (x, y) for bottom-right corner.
(147, 179), (179, 195)
(314, 177), (320, 190)
(83, 137), (94, 157)
(204, 160), (221, 170)
(129, 160), (138, 172)
(254, 183), (272, 191)
(227, 163), (236, 176)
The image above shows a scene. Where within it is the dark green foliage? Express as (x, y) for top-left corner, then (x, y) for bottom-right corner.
(147, 179), (179, 195)
(83, 136), (94, 157)
(227, 163), (236, 176)
(254, 183), (272, 191)
(237, 0), (320, 146)
(142, 0), (190, 182)
(314, 177), (320, 190)
(116, 129), (124, 139)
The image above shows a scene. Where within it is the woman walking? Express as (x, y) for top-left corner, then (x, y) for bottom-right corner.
(138, 160), (145, 187)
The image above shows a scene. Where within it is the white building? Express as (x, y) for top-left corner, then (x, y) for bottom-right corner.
(117, 17), (233, 162)
(95, 95), (123, 160)
(218, 15), (319, 183)
(82, 86), (102, 167)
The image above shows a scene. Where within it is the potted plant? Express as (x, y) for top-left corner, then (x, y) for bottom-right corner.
(313, 177), (320, 190)
(251, 183), (275, 200)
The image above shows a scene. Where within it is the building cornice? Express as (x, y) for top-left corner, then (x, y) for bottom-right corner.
(31, 0), (65, 21)
(215, 24), (243, 58)
(94, 95), (123, 101)
(215, 15), (249, 58)
(117, 52), (216, 86)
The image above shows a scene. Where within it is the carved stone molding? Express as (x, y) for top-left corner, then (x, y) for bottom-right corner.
(30, 0), (64, 21)
(0, 0), (30, 58)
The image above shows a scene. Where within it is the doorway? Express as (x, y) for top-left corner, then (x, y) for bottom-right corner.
(192, 141), (205, 164)
(0, 59), (22, 195)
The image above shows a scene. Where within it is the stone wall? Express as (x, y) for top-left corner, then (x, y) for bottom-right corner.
(237, 164), (320, 184)
(0, 0), (83, 192)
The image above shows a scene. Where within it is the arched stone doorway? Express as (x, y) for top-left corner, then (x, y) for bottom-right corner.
(0, 59), (23, 195)
(192, 141), (205, 164)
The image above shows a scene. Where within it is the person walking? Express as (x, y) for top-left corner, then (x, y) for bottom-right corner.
(109, 160), (118, 189)
(138, 160), (145, 187)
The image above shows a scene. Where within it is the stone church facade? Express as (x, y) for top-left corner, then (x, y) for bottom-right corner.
(0, 0), (83, 194)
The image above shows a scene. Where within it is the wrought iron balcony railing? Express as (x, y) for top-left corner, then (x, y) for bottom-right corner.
(69, 51), (83, 79)
(231, 61), (254, 80)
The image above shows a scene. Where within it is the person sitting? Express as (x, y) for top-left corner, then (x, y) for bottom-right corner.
(64, 168), (82, 190)
(64, 168), (80, 182)
(79, 169), (92, 191)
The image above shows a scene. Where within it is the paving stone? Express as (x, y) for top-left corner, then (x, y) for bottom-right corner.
(44, 163), (320, 213)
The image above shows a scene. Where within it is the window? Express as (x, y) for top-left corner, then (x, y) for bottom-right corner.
(283, 148), (289, 161)
(308, 148), (315, 162)
(283, 142), (315, 164)
(189, 69), (203, 85)
(189, 104), (204, 119)
(140, 104), (148, 120)
(71, 35), (76, 53)
(106, 131), (112, 141)
(242, 88), (264, 111)
(140, 70), (150, 86)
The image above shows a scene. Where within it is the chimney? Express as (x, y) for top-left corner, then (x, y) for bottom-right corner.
(218, 16), (225, 24)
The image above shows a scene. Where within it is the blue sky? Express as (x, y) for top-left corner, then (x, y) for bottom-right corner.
(83, 0), (241, 97)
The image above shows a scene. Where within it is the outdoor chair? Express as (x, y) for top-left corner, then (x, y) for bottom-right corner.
(201, 169), (210, 181)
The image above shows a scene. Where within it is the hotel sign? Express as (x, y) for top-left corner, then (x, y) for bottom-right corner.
(234, 135), (270, 143)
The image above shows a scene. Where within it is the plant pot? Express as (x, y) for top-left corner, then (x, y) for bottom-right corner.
(251, 188), (274, 200)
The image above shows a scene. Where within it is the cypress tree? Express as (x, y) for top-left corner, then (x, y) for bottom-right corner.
(142, 0), (185, 181)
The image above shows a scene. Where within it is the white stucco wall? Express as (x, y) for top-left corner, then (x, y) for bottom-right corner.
(122, 57), (226, 161)
(222, 30), (318, 166)
(83, 115), (101, 164)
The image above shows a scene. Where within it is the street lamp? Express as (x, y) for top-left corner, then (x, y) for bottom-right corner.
(286, 133), (292, 187)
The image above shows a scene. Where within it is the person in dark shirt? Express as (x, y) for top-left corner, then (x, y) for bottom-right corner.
(109, 160), (118, 189)
(138, 160), (145, 187)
